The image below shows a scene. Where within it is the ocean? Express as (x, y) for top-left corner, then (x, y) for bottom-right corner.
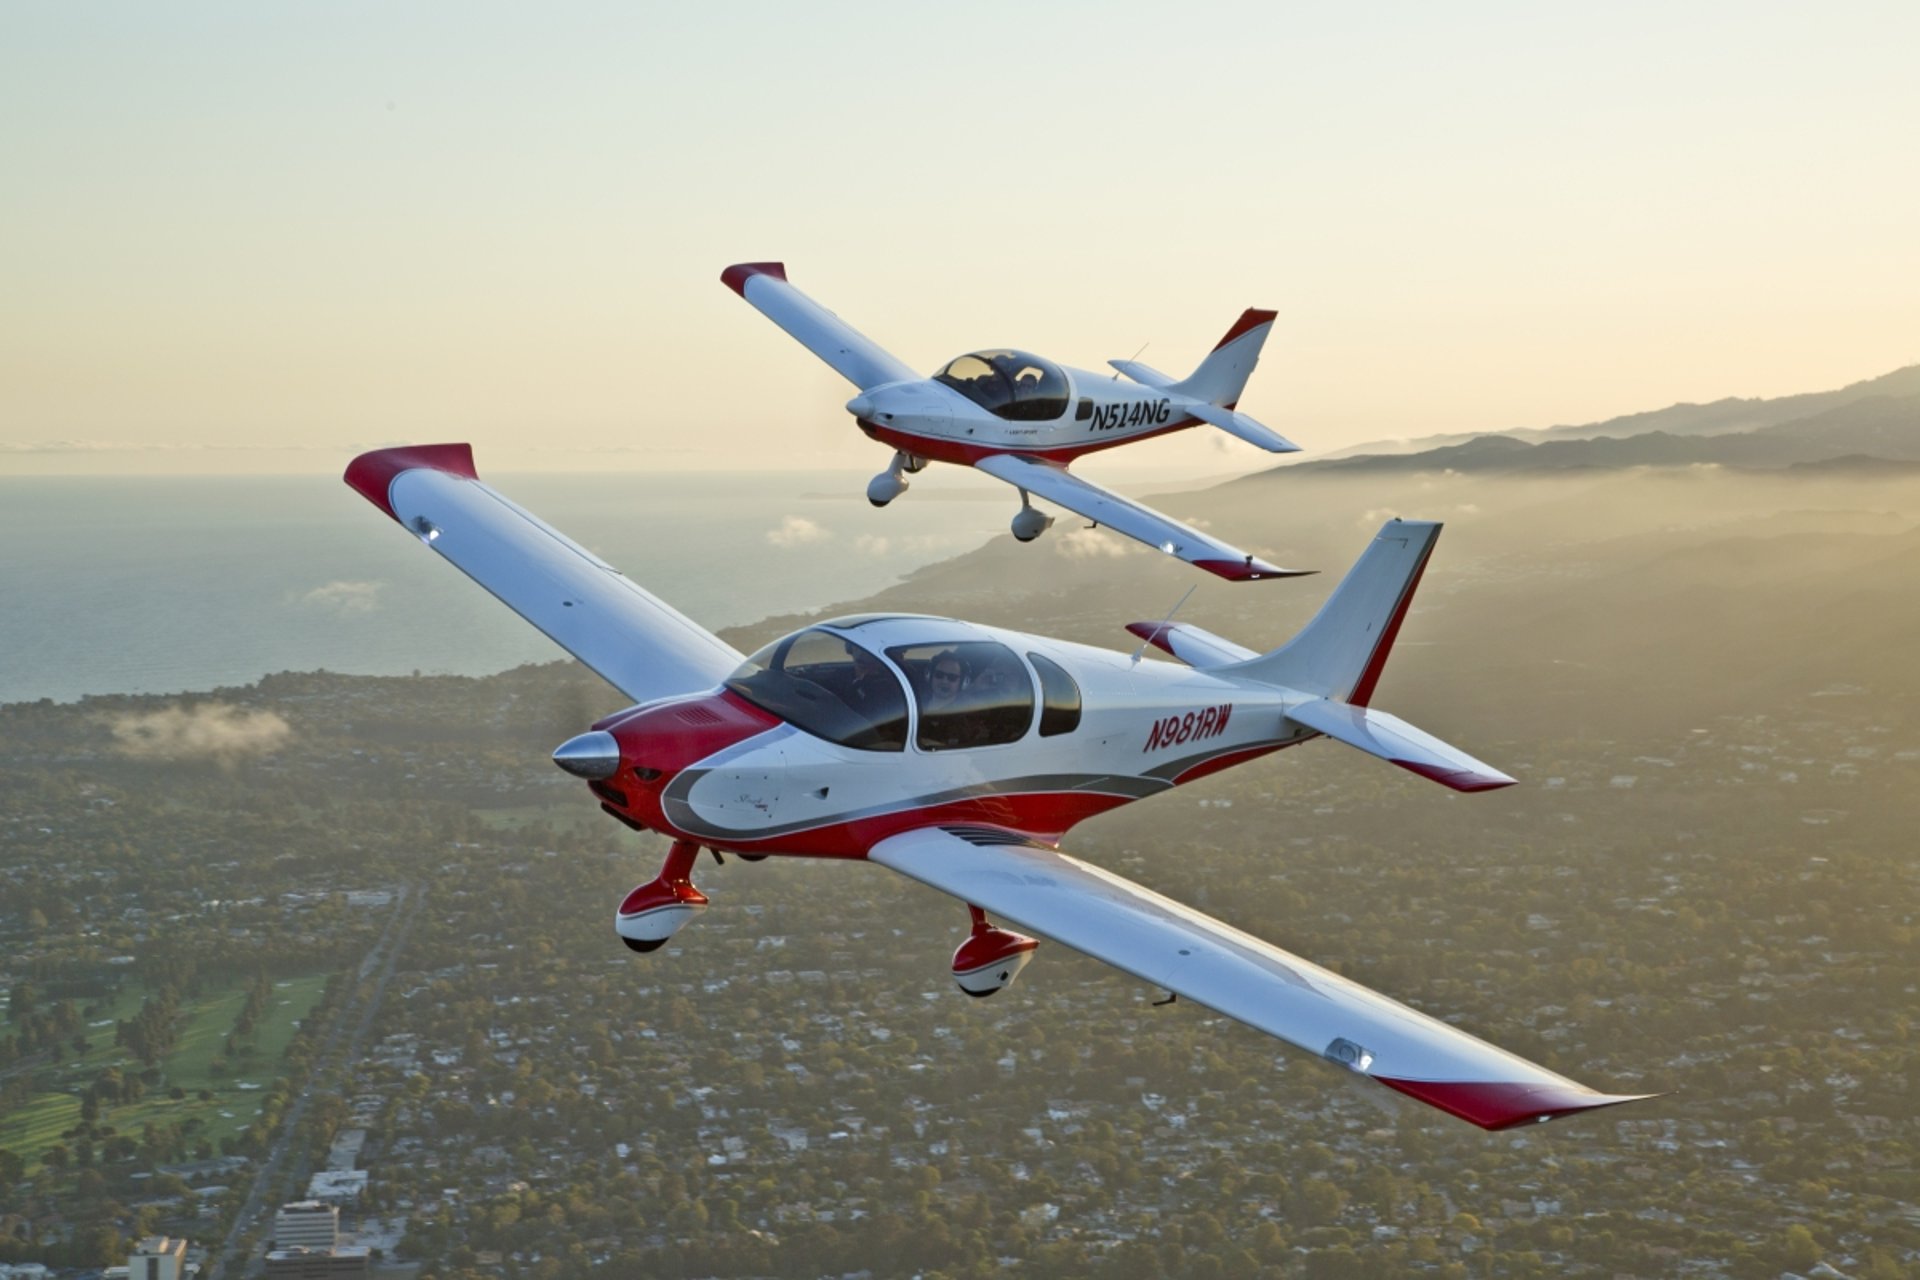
(0, 471), (1002, 705)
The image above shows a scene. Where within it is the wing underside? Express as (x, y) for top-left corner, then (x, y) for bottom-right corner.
(722, 262), (920, 391)
(870, 826), (1652, 1130)
(344, 445), (743, 706)
(972, 453), (1311, 583)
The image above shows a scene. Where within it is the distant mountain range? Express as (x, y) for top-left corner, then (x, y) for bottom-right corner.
(1289, 364), (1920, 476)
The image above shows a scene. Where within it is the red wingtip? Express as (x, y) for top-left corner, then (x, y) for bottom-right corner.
(1393, 759), (1519, 793)
(1214, 308), (1278, 351)
(721, 261), (788, 297)
(1191, 557), (1315, 583)
(1375, 1078), (1658, 1130)
(343, 443), (478, 522)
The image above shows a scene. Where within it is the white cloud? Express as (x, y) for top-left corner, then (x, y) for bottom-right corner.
(106, 704), (292, 765)
(296, 580), (383, 616)
(765, 516), (832, 547)
(852, 533), (891, 555)
(1054, 527), (1136, 560)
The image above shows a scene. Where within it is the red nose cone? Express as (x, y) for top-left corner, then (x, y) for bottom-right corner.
(588, 691), (780, 830)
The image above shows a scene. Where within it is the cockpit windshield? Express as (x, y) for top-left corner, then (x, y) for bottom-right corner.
(887, 641), (1035, 751)
(724, 629), (909, 751)
(934, 350), (1070, 422)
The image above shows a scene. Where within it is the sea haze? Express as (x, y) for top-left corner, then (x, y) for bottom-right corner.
(0, 470), (1001, 704)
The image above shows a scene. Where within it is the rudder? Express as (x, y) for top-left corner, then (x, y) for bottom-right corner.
(1223, 520), (1440, 703)
(1169, 308), (1277, 407)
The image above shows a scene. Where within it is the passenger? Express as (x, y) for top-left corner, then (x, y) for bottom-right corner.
(843, 644), (895, 714)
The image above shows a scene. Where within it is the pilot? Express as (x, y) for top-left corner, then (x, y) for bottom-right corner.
(919, 650), (971, 750)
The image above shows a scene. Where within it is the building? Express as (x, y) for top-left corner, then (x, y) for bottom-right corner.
(273, 1201), (340, 1250)
(128, 1236), (188, 1280)
(305, 1169), (369, 1202)
(263, 1247), (370, 1278)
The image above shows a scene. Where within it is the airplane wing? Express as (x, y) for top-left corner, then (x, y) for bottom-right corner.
(972, 453), (1312, 583)
(344, 444), (744, 705)
(722, 262), (921, 391)
(870, 826), (1652, 1130)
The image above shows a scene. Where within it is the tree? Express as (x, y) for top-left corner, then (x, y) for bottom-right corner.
(1779, 1225), (1820, 1272)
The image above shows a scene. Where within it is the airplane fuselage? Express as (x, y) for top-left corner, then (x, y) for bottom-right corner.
(852, 366), (1208, 469)
(585, 615), (1311, 860)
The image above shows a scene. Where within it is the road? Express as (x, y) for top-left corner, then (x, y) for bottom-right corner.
(205, 883), (424, 1280)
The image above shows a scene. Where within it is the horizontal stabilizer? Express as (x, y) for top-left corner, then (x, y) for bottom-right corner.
(1183, 401), (1299, 453)
(1108, 359), (1177, 388)
(1287, 699), (1516, 792)
(1125, 621), (1258, 669)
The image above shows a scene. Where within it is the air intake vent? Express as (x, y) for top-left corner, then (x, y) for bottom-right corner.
(941, 825), (1046, 849)
(676, 705), (724, 726)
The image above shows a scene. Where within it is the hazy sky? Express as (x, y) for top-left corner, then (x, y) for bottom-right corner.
(4, 1), (1917, 477)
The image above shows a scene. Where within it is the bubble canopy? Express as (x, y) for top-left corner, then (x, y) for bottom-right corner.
(726, 628), (910, 751)
(723, 623), (1054, 753)
(934, 349), (1071, 421)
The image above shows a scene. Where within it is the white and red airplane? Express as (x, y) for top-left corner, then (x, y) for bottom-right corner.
(345, 443), (1654, 1131)
(722, 263), (1309, 583)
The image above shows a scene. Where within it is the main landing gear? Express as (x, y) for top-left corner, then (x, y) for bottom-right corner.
(1010, 489), (1054, 543)
(867, 450), (925, 507)
(951, 905), (1038, 997)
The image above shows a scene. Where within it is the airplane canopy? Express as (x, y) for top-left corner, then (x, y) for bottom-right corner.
(724, 621), (1052, 753)
(935, 349), (1071, 421)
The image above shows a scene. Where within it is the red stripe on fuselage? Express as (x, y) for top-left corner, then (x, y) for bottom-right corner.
(860, 418), (1203, 468)
(692, 789), (1136, 861)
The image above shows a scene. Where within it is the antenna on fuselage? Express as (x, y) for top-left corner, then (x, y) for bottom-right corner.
(1113, 341), (1148, 379)
(1131, 584), (1196, 665)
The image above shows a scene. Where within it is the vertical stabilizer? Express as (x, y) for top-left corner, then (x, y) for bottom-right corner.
(1169, 308), (1277, 407)
(1224, 520), (1440, 703)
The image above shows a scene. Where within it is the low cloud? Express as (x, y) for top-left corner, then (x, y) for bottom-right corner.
(852, 533), (891, 556)
(107, 704), (291, 765)
(296, 580), (383, 616)
(765, 516), (832, 548)
(1054, 527), (1137, 560)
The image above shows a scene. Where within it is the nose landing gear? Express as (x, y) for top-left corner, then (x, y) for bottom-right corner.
(867, 451), (918, 507)
(615, 839), (708, 953)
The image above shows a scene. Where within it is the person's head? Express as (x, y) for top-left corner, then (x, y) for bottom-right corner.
(927, 651), (966, 704)
(850, 644), (885, 682)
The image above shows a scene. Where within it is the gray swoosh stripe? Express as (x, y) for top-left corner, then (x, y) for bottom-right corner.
(661, 770), (1168, 843)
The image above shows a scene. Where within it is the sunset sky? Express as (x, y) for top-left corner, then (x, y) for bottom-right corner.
(4, 0), (1917, 476)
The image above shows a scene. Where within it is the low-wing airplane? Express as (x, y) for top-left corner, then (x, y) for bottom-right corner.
(722, 263), (1310, 583)
(345, 443), (1654, 1130)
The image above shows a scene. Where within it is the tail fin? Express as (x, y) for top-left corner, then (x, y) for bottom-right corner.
(1223, 519), (1440, 703)
(1168, 308), (1277, 406)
